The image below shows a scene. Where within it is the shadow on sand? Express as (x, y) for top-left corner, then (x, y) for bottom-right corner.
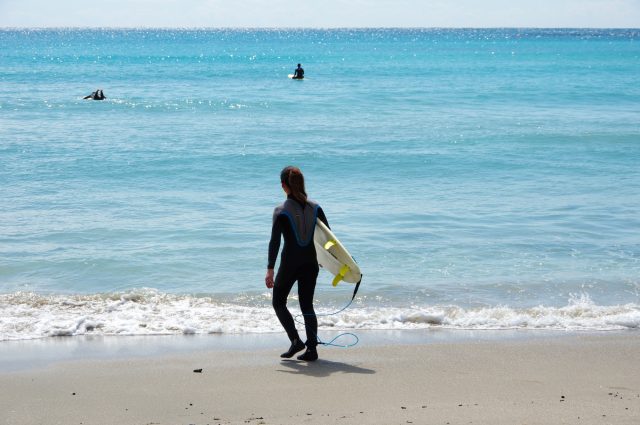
(277, 359), (376, 377)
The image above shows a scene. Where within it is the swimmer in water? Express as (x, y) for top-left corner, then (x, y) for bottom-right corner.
(84, 89), (106, 100)
(292, 64), (304, 80)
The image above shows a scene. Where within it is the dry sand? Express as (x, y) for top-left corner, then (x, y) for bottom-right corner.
(1, 333), (639, 424)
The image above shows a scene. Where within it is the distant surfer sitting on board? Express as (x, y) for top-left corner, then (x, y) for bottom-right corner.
(83, 89), (106, 100)
(265, 166), (329, 361)
(292, 63), (304, 79)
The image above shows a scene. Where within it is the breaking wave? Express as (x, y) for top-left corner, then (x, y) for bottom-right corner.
(1, 289), (638, 341)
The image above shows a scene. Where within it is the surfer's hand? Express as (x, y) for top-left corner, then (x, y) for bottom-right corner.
(265, 269), (274, 289)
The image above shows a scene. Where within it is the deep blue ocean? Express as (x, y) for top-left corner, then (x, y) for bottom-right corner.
(1, 28), (639, 340)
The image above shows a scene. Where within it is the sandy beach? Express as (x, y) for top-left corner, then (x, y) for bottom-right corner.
(1, 333), (639, 425)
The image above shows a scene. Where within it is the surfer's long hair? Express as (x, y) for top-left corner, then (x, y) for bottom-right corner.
(280, 166), (308, 205)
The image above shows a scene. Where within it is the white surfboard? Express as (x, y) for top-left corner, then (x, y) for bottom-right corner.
(314, 220), (361, 287)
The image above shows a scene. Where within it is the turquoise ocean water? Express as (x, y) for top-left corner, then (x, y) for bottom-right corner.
(1, 28), (639, 340)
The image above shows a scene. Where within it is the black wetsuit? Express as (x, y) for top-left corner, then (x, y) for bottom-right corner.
(84, 90), (105, 100)
(293, 67), (304, 79)
(268, 196), (328, 348)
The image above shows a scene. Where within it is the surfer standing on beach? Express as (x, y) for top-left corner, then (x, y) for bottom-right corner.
(265, 166), (329, 361)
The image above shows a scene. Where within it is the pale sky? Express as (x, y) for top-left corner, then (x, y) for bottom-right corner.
(1, 0), (639, 28)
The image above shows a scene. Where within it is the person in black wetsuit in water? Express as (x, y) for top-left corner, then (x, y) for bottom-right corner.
(83, 89), (106, 100)
(292, 63), (304, 79)
(265, 166), (329, 361)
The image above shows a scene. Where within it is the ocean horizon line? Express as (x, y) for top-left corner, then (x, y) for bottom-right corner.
(1, 26), (639, 31)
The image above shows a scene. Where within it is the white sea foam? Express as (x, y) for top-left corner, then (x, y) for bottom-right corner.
(0, 290), (638, 341)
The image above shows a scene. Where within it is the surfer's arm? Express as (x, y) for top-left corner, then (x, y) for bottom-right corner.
(317, 207), (330, 230)
(268, 214), (283, 269)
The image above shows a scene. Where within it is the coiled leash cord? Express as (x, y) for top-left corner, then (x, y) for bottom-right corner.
(294, 277), (361, 348)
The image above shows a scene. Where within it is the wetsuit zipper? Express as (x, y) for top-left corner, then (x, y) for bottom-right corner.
(299, 203), (306, 242)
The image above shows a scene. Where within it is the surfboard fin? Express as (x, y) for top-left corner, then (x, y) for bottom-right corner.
(332, 264), (350, 287)
(324, 240), (337, 250)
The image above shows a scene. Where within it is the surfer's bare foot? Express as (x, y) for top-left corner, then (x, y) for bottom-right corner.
(280, 338), (305, 358)
(297, 348), (318, 362)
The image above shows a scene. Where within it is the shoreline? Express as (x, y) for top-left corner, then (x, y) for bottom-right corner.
(2, 328), (636, 373)
(1, 332), (638, 424)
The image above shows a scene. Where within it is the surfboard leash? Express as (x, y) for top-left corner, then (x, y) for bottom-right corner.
(295, 275), (362, 348)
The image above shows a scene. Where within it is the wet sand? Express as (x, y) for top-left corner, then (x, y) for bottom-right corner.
(1, 333), (639, 424)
